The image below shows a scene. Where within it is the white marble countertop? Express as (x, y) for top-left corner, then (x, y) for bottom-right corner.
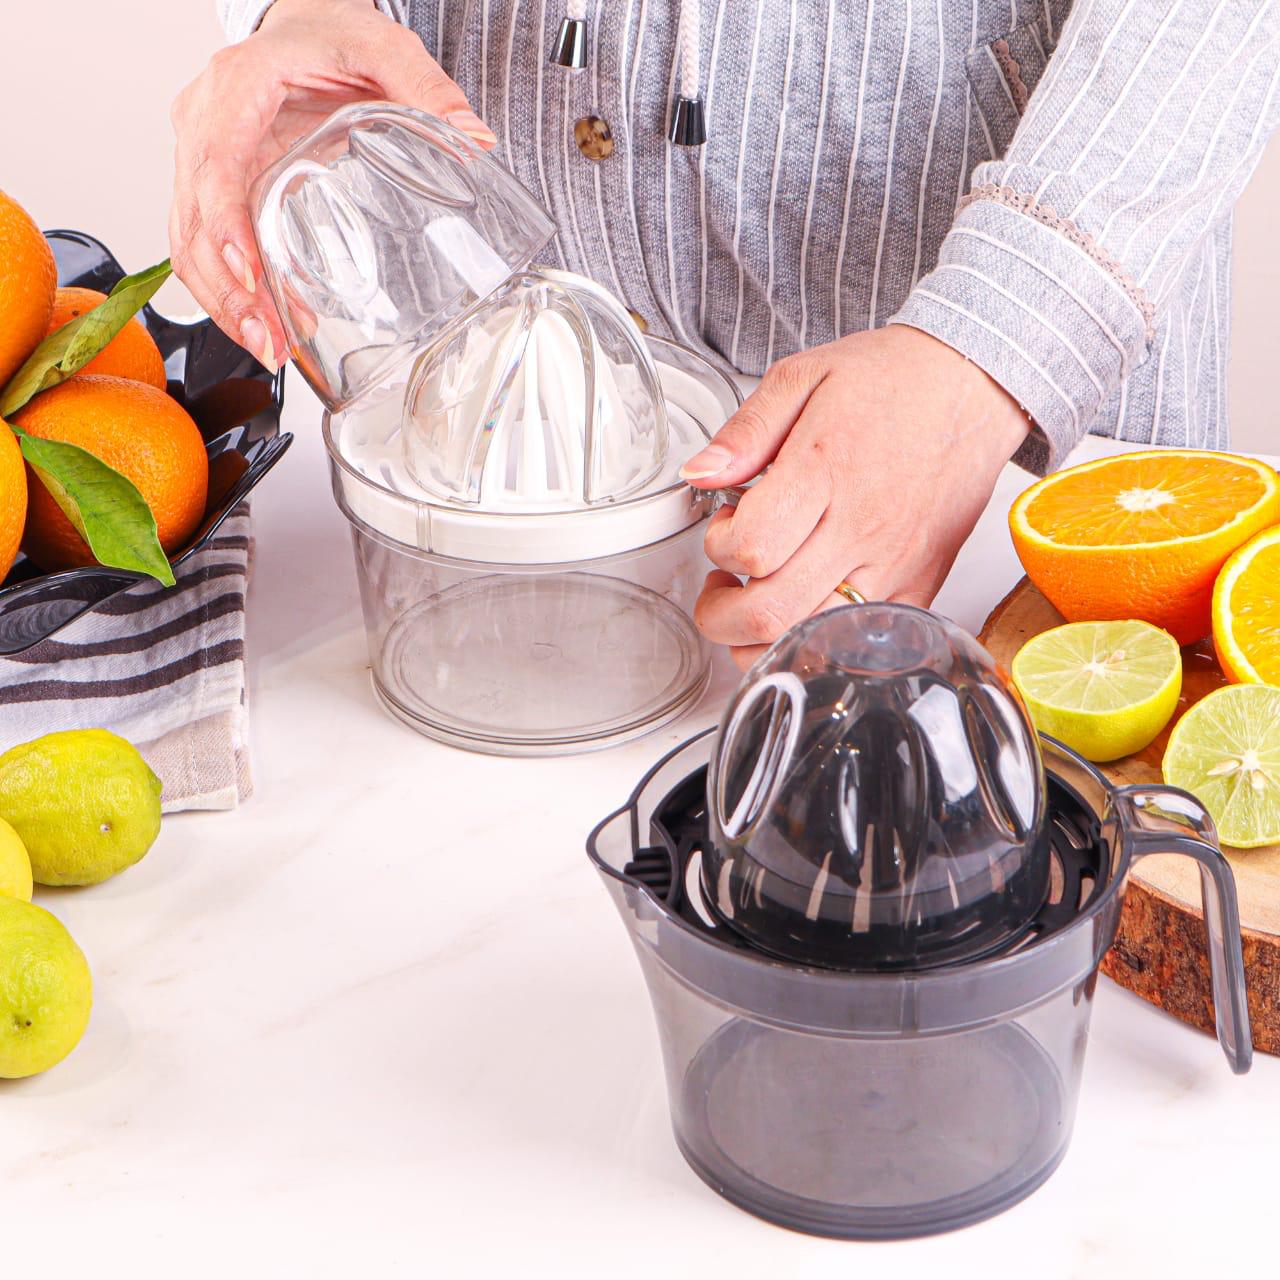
(5, 380), (1278, 1277)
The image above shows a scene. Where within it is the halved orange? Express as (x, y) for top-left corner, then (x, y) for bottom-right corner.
(1213, 525), (1280, 684)
(1010, 450), (1280, 645)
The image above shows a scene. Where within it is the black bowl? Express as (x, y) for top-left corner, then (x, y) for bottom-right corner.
(0, 230), (292, 655)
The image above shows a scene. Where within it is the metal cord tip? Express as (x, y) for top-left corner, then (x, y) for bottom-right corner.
(550, 18), (588, 69)
(668, 94), (707, 146)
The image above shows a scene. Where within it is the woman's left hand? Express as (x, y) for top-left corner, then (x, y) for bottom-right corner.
(683, 326), (1032, 669)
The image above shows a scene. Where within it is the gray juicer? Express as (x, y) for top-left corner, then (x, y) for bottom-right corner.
(588, 604), (1251, 1239)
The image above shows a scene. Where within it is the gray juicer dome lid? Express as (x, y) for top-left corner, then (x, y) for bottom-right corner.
(703, 604), (1050, 971)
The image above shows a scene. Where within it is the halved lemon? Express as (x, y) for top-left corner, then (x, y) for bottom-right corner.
(1163, 684), (1280, 849)
(1011, 620), (1182, 762)
(1010, 450), (1280, 644)
(1212, 524), (1280, 685)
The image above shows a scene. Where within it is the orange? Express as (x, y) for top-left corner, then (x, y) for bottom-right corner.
(0, 190), (57, 390)
(0, 420), (27, 580)
(44, 287), (167, 390)
(14, 375), (208, 573)
(1212, 524), (1280, 685)
(1010, 450), (1280, 645)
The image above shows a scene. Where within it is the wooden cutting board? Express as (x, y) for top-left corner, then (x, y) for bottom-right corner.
(981, 579), (1280, 1055)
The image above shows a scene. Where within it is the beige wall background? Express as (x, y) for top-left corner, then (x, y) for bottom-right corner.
(2, 3), (1275, 454)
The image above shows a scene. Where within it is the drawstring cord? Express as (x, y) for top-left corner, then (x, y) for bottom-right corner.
(551, 1), (706, 146)
(669, 2), (707, 145)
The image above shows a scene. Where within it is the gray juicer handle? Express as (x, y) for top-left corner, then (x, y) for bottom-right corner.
(1113, 785), (1253, 1075)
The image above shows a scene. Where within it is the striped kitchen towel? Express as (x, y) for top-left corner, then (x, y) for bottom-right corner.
(0, 507), (254, 812)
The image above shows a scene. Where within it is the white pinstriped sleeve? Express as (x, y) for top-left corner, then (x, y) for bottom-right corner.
(892, 2), (1280, 473)
(216, 0), (410, 43)
(216, 0), (280, 40)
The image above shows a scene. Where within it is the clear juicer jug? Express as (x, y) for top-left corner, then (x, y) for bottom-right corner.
(252, 102), (741, 754)
(323, 325), (739, 755)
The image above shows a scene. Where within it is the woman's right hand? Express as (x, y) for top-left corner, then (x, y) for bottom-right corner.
(169, 0), (494, 372)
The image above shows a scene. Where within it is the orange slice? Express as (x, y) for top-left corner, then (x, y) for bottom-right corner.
(1213, 524), (1280, 684)
(1010, 450), (1280, 644)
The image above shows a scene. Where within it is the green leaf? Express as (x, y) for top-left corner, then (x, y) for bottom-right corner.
(10, 425), (175, 586)
(0, 259), (172, 418)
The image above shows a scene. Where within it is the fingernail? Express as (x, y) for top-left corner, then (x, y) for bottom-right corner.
(222, 243), (256, 294)
(240, 316), (278, 375)
(679, 445), (733, 481)
(447, 109), (497, 145)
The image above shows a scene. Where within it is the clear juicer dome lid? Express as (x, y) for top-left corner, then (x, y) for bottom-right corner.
(250, 101), (555, 411)
(704, 604), (1050, 971)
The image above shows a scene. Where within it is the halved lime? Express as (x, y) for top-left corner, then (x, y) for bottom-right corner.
(1011, 620), (1182, 762)
(1163, 684), (1280, 848)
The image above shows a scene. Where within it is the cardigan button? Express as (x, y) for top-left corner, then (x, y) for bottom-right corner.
(573, 116), (614, 160)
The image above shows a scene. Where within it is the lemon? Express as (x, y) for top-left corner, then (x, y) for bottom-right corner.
(0, 729), (162, 887)
(0, 897), (92, 1078)
(1011, 620), (1182, 762)
(0, 817), (32, 901)
(1162, 684), (1280, 849)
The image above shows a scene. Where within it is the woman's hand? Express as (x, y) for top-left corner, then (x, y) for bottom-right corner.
(684, 326), (1032, 669)
(169, 0), (494, 371)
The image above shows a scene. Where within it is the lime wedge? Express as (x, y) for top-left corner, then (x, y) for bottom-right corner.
(1011, 620), (1182, 762)
(1163, 684), (1280, 848)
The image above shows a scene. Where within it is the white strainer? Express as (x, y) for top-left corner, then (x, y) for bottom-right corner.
(327, 334), (733, 565)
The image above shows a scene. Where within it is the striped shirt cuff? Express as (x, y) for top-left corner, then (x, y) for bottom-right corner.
(890, 197), (1152, 474)
(218, 0), (276, 40)
(219, 0), (402, 42)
